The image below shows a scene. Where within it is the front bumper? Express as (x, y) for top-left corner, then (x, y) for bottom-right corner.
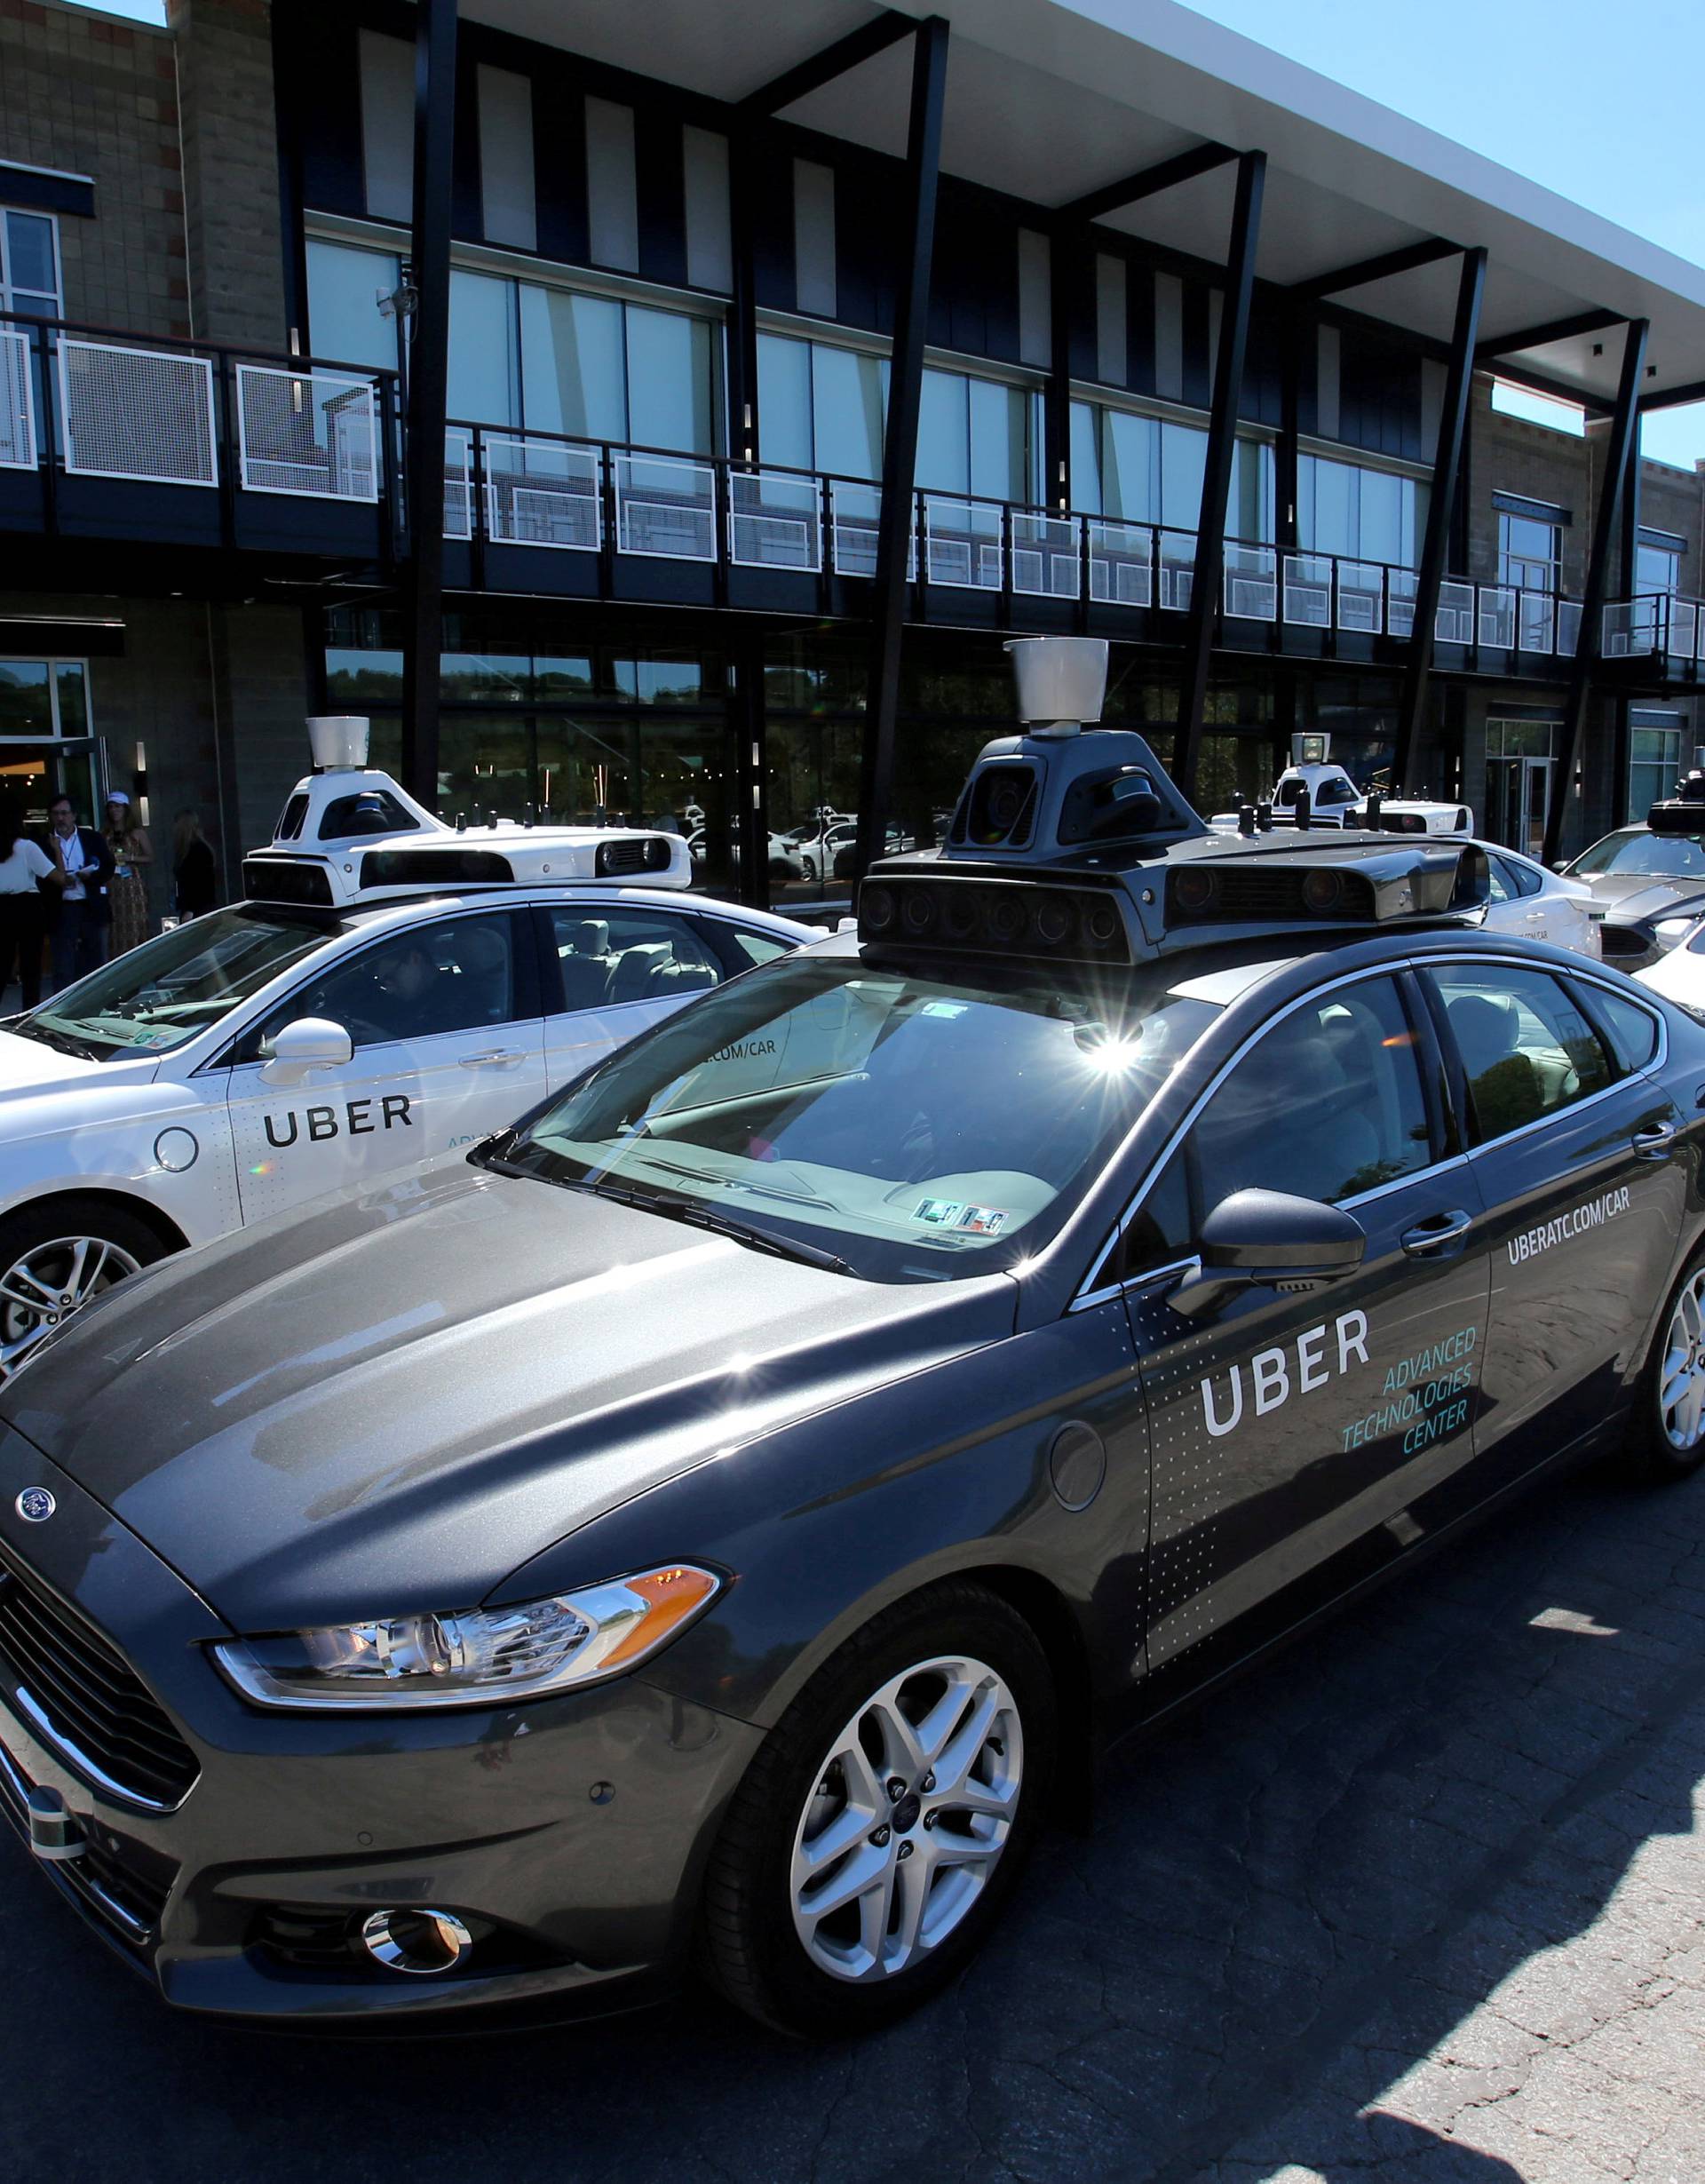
(0, 1436), (763, 2026)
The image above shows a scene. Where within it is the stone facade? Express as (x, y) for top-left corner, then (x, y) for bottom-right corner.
(169, 0), (285, 347)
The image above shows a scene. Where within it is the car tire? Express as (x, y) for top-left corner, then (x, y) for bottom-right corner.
(0, 1196), (168, 1380)
(701, 1579), (1056, 2039)
(1623, 1250), (1705, 1483)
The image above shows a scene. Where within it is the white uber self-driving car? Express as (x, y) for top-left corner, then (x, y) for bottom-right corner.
(0, 722), (814, 1377)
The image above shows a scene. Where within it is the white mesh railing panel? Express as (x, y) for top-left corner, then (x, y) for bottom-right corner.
(1010, 512), (1079, 599)
(1478, 585), (1516, 649)
(235, 364), (377, 501)
(923, 497), (1002, 589)
(1555, 600), (1582, 657)
(58, 338), (218, 486)
(1515, 589), (1555, 654)
(613, 453), (717, 560)
(0, 330), (34, 470)
(484, 435), (600, 551)
(1387, 570), (1417, 639)
(1672, 600), (1700, 663)
(1336, 562), (1384, 634)
(1224, 544), (1277, 620)
(443, 427), (472, 539)
(729, 470), (821, 571)
(1158, 533), (1195, 612)
(1435, 582), (1475, 644)
(827, 481), (916, 578)
(1283, 555), (1331, 628)
(1087, 521), (1152, 606)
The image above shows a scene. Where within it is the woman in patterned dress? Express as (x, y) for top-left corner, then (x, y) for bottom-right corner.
(102, 791), (153, 957)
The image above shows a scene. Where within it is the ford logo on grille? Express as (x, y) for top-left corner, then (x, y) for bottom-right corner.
(14, 1489), (55, 1523)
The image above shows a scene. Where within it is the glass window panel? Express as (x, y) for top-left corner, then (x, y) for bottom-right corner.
(812, 345), (885, 480)
(0, 660), (51, 736)
(968, 377), (1027, 504)
(305, 239), (401, 372)
(1358, 467), (1402, 565)
(625, 306), (714, 456)
(54, 663), (88, 735)
(1305, 455), (1357, 555)
(533, 655), (595, 698)
(448, 268), (519, 426)
(1637, 543), (1680, 597)
(5, 212), (56, 299)
(1230, 438), (1274, 544)
(437, 711), (533, 821)
(611, 655), (705, 705)
(916, 369), (969, 494)
(1425, 965), (1612, 1142)
(1103, 409), (1158, 524)
(292, 911), (519, 1050)
(325, 648), (404, 707)
(757, 333), (813, 470)
(1069, 401), (1101, 515)
(1159, 419), (1206, 534)
(440, 652), (530, 703)
(518, 286), (625, 441)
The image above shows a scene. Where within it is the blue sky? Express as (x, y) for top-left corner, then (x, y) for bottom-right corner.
(76, 0), (1705, 466)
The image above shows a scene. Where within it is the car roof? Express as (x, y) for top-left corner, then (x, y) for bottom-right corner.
(303, 886), (819, 942)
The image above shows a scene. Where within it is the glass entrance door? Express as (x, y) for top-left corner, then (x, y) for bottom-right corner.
(0, 736), (105, 829)
(1485, 720), (1557, 857)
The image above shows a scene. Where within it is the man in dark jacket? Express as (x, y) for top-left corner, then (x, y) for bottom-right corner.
(43, 792), (115, 989)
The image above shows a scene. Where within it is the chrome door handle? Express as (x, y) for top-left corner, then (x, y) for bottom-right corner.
(459, 1048), (526, 1068)
(1633, 1121), (1677, 1160)
(1400, 1210), (1472, 1255)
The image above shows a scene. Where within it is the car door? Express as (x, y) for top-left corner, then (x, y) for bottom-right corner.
(539, 901), (725, 1092)
(1115, 969), (1493, 1683)
(1417, 957), (1685, 1497)
(226, 908), (545, 1225)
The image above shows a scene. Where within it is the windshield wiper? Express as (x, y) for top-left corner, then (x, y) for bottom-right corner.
(13, 1021), (105, 1062)
(581, 1176), (856, 1275)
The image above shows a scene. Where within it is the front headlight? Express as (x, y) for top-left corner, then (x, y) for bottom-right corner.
(1653, 917), (1699, 951)
(210, 1564), (722, 1711)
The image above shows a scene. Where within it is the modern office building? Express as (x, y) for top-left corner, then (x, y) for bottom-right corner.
(3, 0), (1705, 920)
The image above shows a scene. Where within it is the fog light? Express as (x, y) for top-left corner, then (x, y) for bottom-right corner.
(359, 1908), (474, 1976)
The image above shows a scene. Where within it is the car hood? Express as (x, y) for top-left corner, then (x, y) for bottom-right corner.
(0, 1029), (113, 1096)
(1576, 872), (1705, 923)
(0, 1160), (1011, 1631)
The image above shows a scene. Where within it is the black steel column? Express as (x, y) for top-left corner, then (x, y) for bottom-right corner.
(1045, 225), (1074, 512)
(1612, 426), (1645, 822)
(1393, 246), (1486, 792)
(1543, 318), (1649, 866)
(1173, 150), (1265, 798)
(855, 16), (948, 877)
(399, 0), (458, 806)
(726, 137), (760, 468)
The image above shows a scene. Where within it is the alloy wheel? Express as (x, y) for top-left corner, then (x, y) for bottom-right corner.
(788, 1652), (1024, 1984)
(1659, 1269), (1705, 1450)
(0, 1235), (140, 1378)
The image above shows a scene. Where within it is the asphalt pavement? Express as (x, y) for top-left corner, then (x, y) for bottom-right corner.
(4, 1447), (1703, 2184)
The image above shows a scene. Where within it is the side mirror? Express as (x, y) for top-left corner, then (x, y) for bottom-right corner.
(1169, 1188), (1367, 1320)
(258, 1016), (353, 1085)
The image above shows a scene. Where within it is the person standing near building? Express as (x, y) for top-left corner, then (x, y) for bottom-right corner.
(44, 793), (115, 990)
(171, 808), (217, 919)
(0, 797), (65, 1011)
(103, 791), (153, 956)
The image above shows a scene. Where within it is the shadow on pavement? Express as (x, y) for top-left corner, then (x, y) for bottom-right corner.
(3, 1460), (1702, 2184)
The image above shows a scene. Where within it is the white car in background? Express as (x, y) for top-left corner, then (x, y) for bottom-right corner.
(0, 751), (817, 1378)
(1635, 922), (1705, 1010)
(1477, 840), (1601, 958)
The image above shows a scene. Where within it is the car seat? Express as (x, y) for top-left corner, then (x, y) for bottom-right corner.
(449, 924), (511, 1026)
(557, 918), (612, 1011)
(1447, 991), (1544, 1135)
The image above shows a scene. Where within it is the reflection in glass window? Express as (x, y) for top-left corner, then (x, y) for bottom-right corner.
(626, 306), (714, 455)
(325, 649), (404, 708)
(1298, 454), (1425, 567)
(1426, 965), (1612, 1141)
(811, 343), (888, 480)
(0, 660), (52, 735)
(519, 287), (625, 442)
(55, 663), (89, 735)
(448, 267), (520, 428)
(1192, 977), (1431, 1205)
(1068, 401), (1271, 540)
(2, 208), (59, 317)
(1497, 511), (1561, 593)
(305, 238), (401, 372)
(1628, 719), (1684, 822)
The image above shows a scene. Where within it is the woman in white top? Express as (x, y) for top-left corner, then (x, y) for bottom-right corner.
(0, 797), (67, 1012)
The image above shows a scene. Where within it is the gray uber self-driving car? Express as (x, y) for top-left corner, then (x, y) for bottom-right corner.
(3, 639), (1704, 2040)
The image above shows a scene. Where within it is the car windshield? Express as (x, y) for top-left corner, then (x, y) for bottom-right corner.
(495, 952), (1221, 1283)
(15, 905), (346, 1060)
(1572, 829), (1705, 879)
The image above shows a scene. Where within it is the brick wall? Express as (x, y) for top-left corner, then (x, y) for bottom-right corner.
(168, 0), (286, 348)
(0, 0), (188, 338)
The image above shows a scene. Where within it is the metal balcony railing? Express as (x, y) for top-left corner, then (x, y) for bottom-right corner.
(1602, 592), (1705, 675)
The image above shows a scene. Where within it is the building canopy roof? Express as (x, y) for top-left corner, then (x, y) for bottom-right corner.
(464, 0), (1705, 410)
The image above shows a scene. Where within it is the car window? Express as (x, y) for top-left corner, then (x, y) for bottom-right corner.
(1110, 1148), (1193, 1283)
(1572, 830), (1705, 878)
(1190, 976), (1432, 1206)
(722, 927), (795, 971)
(547, 905), (720, 1014)
(1582, 983), (1660, 1073)
(272, 912), (519, 1052)
(1504, 856), (1544, 900)
(1485, 856), (1518, 905)
(1425, 965), (1613, 1141)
